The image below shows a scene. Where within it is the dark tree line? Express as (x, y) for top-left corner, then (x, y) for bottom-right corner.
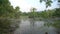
(0, 0), (21, 34)
(0, 0), (21, 19)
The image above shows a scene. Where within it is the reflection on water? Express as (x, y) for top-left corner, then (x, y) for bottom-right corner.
(0, 18), (21, 34)
(14, 18), (60, 34)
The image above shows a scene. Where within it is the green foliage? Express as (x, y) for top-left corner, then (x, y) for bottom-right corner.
(15, 6), (20, 12)
(52, 20), (60, 28)
(0, 19), (12, 34)
(40, 8), (60, 18)
(0, 0), (10, 5)
(0, 0), (21, 34)
(40, 0), (53, 8)
(40, 0), (60, 8)
(46, 0), (52, 8)
(29, 8), (37, 18)
(27, 8), (60, 18)
(53, 8), (60, 17)
(0, 0), (21, 18)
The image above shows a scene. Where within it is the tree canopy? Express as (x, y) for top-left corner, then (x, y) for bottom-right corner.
(0, 0), (21, 18)
(40, 0), (60, 8)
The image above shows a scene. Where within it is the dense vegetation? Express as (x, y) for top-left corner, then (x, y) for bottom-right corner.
(23, 0), (60, 18)
(0, 0), (21, 34)
(0, 0), (60, 34)
(0, 0), (21, 18)
(22, 8), (60, 19)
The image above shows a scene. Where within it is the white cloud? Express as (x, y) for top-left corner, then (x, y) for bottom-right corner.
(9, 0), (58, 12)
(9, 0), (32, 12)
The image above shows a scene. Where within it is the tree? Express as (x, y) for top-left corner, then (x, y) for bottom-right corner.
(14, 6), (21, 18)
(0, 0), (15, 18)
(40, 0), (52, 8)
(53, 8), (60, 17)
(40, 0), (60, 8)
(15, 6), (20, 12)
(29, 8), (37, 18)
(0, 0), (21, 18)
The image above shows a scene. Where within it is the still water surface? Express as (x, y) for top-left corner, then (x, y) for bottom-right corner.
(14, 18), (57, 34)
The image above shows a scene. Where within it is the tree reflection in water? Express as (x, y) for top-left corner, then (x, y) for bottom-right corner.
(44, 19), (60, 34)
(29, 18), (35, 28)
(0, 18), (20, 34)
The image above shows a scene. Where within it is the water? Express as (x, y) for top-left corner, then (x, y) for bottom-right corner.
(14, 18), (59, 34)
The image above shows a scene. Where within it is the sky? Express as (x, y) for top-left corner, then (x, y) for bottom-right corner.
(9, 0), (58, 12)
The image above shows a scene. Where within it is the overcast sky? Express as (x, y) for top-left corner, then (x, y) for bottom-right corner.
(9, 0), (58, 12)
